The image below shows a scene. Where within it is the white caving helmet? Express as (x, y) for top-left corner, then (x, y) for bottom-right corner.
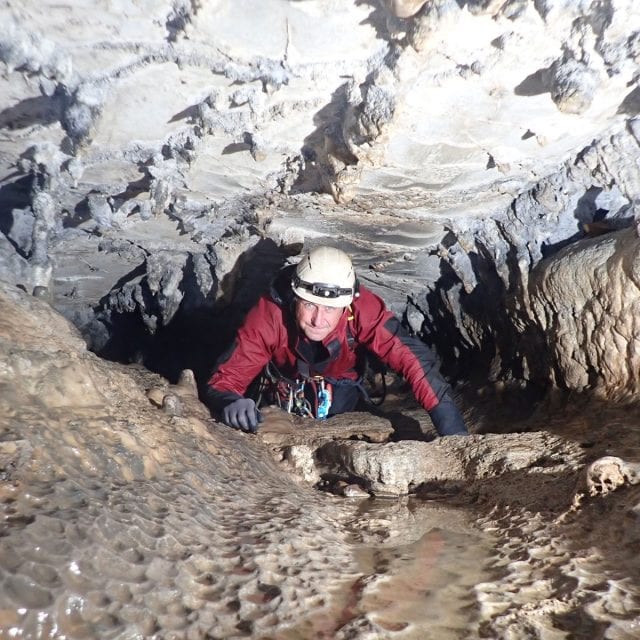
(291, 246), (357, 308)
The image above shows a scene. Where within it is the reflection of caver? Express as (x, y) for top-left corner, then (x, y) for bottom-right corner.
(206, 246), (469, 437)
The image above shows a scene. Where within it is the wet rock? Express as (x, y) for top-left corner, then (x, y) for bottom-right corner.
(162, 393), (183, 417)
(0, 281), (367, 637)
(257, 408), (394, 484)
(586, 456), (640, 497)
(315, 432), (585, 497)
(341, 483), (371, 499)
(4, 574), (54, 609)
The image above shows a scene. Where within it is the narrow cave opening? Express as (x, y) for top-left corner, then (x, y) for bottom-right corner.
(8, 154), (634, 440)
(58, 232), (545, 438)
(75, 237), (293, 400)
(44, 231), (504, 437)
(14, 164), (631, 447)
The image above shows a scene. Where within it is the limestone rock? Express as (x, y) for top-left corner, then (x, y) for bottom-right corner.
(530, 228), (640, 397)
(315, 432), (584, 496)
(586, 456), (640, 497)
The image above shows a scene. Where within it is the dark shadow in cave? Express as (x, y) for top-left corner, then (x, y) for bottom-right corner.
(420, 241), (504, 383)
(384, 409), (426, 441)
(0, 175), (34, 259)
(416, 235), (551, 432)
(222, 141), (252, 156)
(618, 85), (640, 116)
(575, 186), (605, 224)
(0, 94), (63, 131)
(64, 197), (92, 229)
(514, 67), (550, 97)
(111, 167), (152, 202)
(539, 229), (584, 258)
(168, 103), (200, 124)
(89, 237), (290, 398)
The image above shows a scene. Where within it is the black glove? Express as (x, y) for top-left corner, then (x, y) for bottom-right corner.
(222, 398), (262, 433)
(428, 396), (469, 437)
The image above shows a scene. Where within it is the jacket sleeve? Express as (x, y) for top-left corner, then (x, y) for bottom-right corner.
(205, 296), (279, 412)
(354, 288), (468, 435)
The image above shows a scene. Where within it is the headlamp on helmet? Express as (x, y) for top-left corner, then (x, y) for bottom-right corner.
(291, 246), (356, 308)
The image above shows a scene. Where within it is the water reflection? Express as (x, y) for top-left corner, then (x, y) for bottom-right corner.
(347, 497), (495, 638)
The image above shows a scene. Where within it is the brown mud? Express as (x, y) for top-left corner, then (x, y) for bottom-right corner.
(2, 282), (640, 639)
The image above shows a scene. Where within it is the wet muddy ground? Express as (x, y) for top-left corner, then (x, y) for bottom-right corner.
(2, 282), (640, 639)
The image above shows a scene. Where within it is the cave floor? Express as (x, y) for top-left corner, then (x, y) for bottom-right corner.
(2, 281), (640, 639)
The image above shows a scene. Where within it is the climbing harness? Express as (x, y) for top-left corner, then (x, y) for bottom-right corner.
(251, 304), (387, 419)
(255, 363), (335, 419)
(254, 358), (387, 420)
(290, 376), (333, 419)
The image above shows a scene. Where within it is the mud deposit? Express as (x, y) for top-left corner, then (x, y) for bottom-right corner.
(2, 281), (640, 639)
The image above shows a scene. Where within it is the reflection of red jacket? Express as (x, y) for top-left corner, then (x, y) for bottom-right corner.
(207, 284), (451, 412)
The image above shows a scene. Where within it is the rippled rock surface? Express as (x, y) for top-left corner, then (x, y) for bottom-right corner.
(1, 280), (505, 639)
(0, 282), (367, 637)
(4, 282), (640, 639)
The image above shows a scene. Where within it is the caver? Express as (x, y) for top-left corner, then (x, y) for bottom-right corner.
(206, 246), (468, 437)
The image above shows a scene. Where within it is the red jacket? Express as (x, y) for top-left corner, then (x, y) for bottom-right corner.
(207, 282), (451, 412)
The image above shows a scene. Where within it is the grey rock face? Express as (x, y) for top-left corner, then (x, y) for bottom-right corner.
(411, 123), (640, 394)
(530, 227), (640, 396)
(0, 1), (639, 399)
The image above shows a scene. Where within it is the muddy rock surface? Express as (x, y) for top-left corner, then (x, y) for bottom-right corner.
(2, 3), (640, 636)
(3, 282), (640, 639)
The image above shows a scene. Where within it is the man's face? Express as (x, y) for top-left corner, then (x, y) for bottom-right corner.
(294, 297), (345, 342)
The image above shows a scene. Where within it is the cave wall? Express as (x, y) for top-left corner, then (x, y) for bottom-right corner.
(412, 119), (640, 393)
(1, 0), (639, 396)
(531, 227), (640, 397)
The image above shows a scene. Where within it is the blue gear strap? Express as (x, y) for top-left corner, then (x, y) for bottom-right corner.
(259, 362), (337, 420)
(316, 378), (333, 419)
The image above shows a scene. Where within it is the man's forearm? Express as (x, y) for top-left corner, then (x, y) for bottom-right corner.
(204, 385), (243, 414)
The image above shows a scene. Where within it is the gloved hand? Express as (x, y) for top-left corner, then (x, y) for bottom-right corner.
(222, 398), (263, 433)
(428, 396), (469, 437)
